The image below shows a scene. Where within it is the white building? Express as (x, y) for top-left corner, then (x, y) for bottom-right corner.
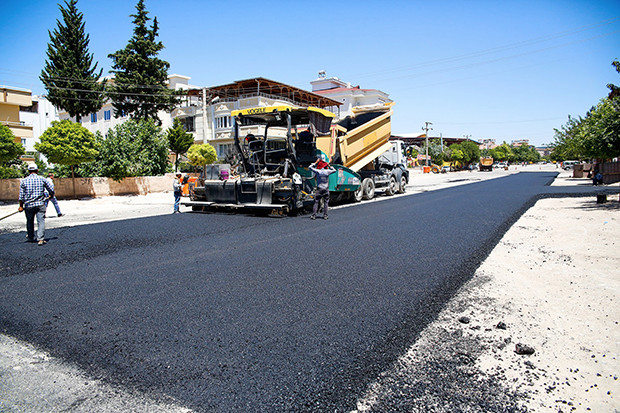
(183, 77), (340, 159)
(58, 74), (200, 138)
(309, 71), (392, 118)
(19, 95), (59, 153)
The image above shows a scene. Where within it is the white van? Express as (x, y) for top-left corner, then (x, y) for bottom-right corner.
(563, 160), (578, 170)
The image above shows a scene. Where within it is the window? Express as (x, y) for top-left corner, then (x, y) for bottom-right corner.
(91, 113), (97, 123)
(216, 116), (232, 129)
(20, 102), (38, 113)
(104, 110), (111, 121)
(21, 139), (27, 146)
(183, 116), (195, 132)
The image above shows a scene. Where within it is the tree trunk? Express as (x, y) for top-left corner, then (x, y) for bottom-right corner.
(71, 165), (76, 199)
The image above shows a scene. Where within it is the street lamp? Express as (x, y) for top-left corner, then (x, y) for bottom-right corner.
(423, 122), (433, 167)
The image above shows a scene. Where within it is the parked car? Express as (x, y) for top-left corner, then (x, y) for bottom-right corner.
(497, 161), (508, 169)
(563, 160), (578, 170)
(441, 165), (450, 173)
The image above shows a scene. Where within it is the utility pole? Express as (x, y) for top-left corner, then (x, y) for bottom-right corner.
(423, 122), (433, 166)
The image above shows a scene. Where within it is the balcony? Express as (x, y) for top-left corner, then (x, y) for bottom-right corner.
(1, 121), (33, 139)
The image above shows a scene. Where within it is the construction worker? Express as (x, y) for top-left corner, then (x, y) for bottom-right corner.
(173, 173), (183, 213)
(18, 164), (54, 245)
(309, 158), (336, 220)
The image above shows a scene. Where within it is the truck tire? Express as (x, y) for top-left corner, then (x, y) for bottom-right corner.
(398, 175), (407, 193)
(353, 185), (363, 202)
(362, 178), (375, 200)
(385, 176), (398, 196)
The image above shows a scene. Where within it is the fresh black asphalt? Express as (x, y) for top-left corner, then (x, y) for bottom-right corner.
(0, 172), (614, 411)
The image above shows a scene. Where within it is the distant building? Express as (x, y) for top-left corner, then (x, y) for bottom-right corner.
(511, 139), (530, 147)
(536, 146), (551, 157)
(310, 71), (392, 118)
(479, 139), (497, 150)
(0, 85), (33, 149)
(391, 134), (480, 148)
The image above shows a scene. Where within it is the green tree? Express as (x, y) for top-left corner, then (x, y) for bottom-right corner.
(35, 120), (100, 197)
(107, 0), (180, 122)
(420, 139), (447, 164)
(187, 143), (217, 171)
(579, 99), (620, 159)
(40, 0), (104, 122)
(0, 124), (25, 164)
(167, 118), (194, 172)
(607, 59), (620, 99)
(552, 59), (620, 161)
(96, 119), (170, 181)
(450, 148), (465, 164)
(490, 142), (514, 162)
(0, 124), (26, 178)
(450, 140), (480, 164)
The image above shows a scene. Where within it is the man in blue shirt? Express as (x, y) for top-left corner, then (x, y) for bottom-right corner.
(18, 164), (54, 245)
(309, 158), (336, 220)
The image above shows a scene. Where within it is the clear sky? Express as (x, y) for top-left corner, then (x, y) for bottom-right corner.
(2, 0), (619, 147)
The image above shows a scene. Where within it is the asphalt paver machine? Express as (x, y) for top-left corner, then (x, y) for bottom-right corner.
(183, 105), (361, 215)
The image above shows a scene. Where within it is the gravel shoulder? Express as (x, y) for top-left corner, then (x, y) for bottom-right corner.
(2, 166), (618, 412)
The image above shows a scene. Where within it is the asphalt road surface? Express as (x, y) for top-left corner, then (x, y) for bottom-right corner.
(0, 172), (576, 412)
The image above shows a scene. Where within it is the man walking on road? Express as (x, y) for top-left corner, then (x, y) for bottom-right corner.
(18, 164), (54, 245)
(45, 172), (63, 217)
(173, 172), (182, 213)
(309, 158), (336, 220)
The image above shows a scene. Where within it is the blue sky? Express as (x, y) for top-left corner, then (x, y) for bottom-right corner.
(2, 0), (619, 146)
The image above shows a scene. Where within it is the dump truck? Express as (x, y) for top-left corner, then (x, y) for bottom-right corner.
(480, 157), (493, 172)
(183, 105), (361, 215)
(322, 104), (409, 201)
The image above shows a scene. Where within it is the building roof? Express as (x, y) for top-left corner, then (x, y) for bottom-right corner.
(313, 86), (380, 95)
(187, 77), (341, 108)
(391, 135), (481, 146)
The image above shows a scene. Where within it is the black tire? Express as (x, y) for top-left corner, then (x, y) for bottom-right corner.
(398, 175), (407, 193)
(385, 176), (397, 196)
(362, 178), (375, 200)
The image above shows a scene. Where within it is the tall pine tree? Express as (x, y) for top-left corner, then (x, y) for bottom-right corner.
(107, 0), (180, 123)
(40, 0), (104, 123)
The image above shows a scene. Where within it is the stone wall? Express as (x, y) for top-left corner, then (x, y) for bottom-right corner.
(601, 161), (620, 185)
(0, 173), (197, 201)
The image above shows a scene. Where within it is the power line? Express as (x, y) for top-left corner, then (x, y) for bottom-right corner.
(350, 16), (620, 80)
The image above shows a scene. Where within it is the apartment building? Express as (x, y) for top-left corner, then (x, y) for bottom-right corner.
(184, 77), (341, 158)
(58, 74), (199, 137)
(19, 95), (59, 152)
(309, 71), (392, 117)
(0, 85), (33, 149)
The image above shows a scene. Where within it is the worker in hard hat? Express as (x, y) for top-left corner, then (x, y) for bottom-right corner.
(308, 158), (336, 220)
